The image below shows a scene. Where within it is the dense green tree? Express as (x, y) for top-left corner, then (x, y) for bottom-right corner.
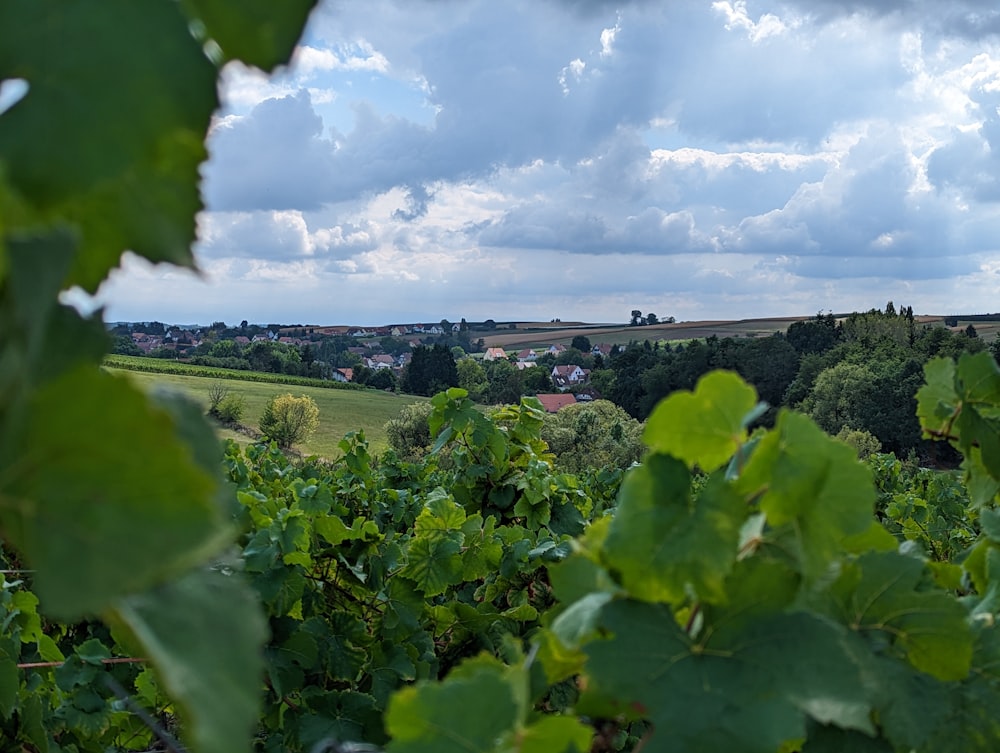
(645, 312), (659, 325)
(734, 334), (799, 409)
(841, 309), (910, 347)
(784, 351), (836, 407)
(555, 347), (594, 369)
(862, 356), (924, 453)
(112, 334), (142, 356)
(368, 368), (397, 391)
(402, 345), (459, 396)
(483, 358), (524, 405)
(540, 400), (644, 473)
(786, 315), (840, 355)
(522, 364), (554, 394)
(245, 340), (284, 373)
(457, 358), (487, 401)
(801, 361), (878, 435)
(571, 335), (591, 352)
(607, 342), (657, 418)
(352, 363), (374, 386)
(589, 368), (615, 397)
(209, 339), (242, 359)
(916, 324), (986, 360)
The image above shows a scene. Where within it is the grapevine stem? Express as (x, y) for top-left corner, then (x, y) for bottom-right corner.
(684, 603), (701, 635)
(104, 674), (187, 753)
(17, 656), (147, 669)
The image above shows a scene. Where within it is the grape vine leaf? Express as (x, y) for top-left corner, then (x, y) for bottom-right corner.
(917, 353), (1000, 501)
(298, 690), (383, 749)
(643, 370), (761, 472)
(512, 715), (592, 753)
(180, 0), (319, 71)
(603, 455), (745, 604)
(108, 565), (268, 753)
(582, 599), (873, 753)
(0, 639), (16, 718)
(401, 491), (468, 595)
(1, 367), (230, 618)
(386, 655), (520, 753)
(822, 551), (973, 682)
(916, 357), (958, 431)
(801, 722), (893, 752)
(859, 626), (1000, 753)
(0, 234), (109, 403)
(0, 0), (218, 290)
(735, 410), (875, 581)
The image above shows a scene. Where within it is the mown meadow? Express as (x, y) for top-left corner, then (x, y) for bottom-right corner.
(108, 367), (426, 458)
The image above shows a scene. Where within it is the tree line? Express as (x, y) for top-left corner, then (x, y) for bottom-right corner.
(605, 305), (998, 459)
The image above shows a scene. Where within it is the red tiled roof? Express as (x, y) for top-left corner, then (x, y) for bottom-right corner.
(535, 394), (578, 412)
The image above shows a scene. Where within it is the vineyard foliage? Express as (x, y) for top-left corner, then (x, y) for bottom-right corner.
(367, 361), (1000, 753)
(4, 3), (1000, 753)
(0, 1), (318, 751)
(105, 354), (365, 390)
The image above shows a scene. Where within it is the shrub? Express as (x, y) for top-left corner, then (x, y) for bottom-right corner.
(384, 402), (434, 459)
(259, 393), (320, 448)
(216, 394), (246, 424)
(836, 425), (882, 459)
(207, 381), (229, 415)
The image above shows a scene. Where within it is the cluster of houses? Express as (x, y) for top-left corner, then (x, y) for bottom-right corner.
(128, 327), (317, 355)
(129, 329), (205, 354)
(481, 342), (616, 392)
(345, 323), (457, 338)
(123, 320), (620, 412)
(329, 350), (414, 383)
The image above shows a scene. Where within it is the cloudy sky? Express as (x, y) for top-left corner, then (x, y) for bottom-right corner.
(97, 0), (1000, 325)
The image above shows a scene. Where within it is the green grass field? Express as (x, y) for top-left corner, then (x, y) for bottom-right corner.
(108, 368), (427, 459)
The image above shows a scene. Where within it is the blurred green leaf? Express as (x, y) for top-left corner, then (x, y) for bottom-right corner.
(737, 411), (875, 581)
(604, 456), (745, 604)
(643, 370), (759, 472)
(1, 368), (229, 617)
(110, 566), (267, 753)
(180, 0), (319, 71)
(0, 0), (217, 290)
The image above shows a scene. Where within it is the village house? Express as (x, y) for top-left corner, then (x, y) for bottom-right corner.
(546, 344), (566, 356)
(130, 332), (162, 353)
(517, 348), (537, 361)
(367, 354), (396, 370)
(551, 364), (590, 390)
(591, 343), (614, 358)
(483, 347), (507, 362)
